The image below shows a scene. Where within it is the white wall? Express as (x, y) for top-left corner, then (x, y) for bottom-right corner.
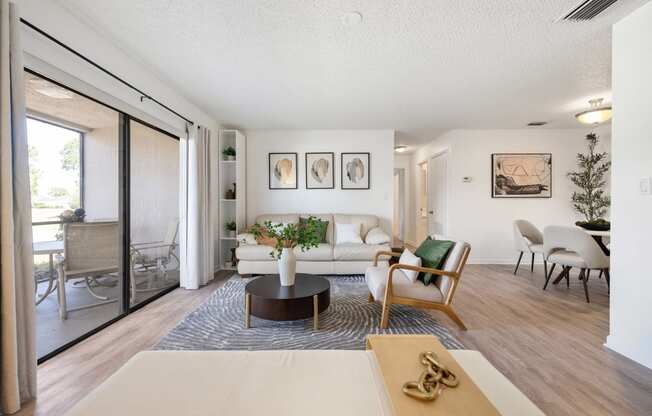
(607, 2), (652, 369)
(407, 128), (611, 264)
(246, 130), (395, 232)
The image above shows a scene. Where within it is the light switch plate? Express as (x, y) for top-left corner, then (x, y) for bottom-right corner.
(640, 177), (652, 195)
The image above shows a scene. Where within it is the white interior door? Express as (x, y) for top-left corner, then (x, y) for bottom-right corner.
(427, 152), (448, 237)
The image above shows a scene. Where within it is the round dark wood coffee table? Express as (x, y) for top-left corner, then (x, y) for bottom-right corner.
(244, 274), (330, 330)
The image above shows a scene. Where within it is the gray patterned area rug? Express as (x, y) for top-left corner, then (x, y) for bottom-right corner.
(155, 275), (464, 350)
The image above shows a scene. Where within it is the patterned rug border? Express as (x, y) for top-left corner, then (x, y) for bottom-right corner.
(155, 275), (464, 351)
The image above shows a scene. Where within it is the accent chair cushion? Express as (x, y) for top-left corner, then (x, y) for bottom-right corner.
(414, 237), (455, 286)
(398, 248), (421, 283)
(365, 265), (443, 303)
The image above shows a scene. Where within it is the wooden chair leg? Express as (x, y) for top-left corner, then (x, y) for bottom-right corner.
(368, 292), (374, 303)
(543, 263), (556, 290)
(531, 253), (535, 272)
(444, 307), (467, 331)
(514, 252), (524, 275)
(380, 300), (391, 329)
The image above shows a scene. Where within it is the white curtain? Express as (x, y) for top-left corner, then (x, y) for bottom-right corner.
(0, 0), (37, 413)
(179, 125), (215, 289)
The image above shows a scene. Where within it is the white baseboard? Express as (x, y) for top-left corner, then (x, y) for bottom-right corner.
(605, 335), (652, 370)
(467, 257), (546, 265)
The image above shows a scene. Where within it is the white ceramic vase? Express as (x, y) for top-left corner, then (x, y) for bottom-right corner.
(278, 248), (297, 286)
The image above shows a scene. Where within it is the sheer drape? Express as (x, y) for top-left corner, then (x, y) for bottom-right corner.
(0, 0), (37, 413)
(179, 125), (214, 289)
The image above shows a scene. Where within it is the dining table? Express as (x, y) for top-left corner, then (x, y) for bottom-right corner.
(579, 228), (610, 256)
(33, 240), (64, 305)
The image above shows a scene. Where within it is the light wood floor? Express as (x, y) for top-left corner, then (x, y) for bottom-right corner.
(16, 266), (652, 416)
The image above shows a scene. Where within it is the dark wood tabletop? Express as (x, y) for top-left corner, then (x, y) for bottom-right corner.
(245, 274), (330, 322)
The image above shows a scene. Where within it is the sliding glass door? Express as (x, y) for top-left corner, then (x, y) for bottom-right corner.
(26, 71), (123, 360)
(129, 119), (180, 307)
(25, 70), (181, 361)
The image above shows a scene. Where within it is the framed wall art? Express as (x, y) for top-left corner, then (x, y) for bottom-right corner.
(491, 153), (552, 198)
(269, 152), (298, 189)
(341, 152), (370, 190)
(305, 152), (335, 189)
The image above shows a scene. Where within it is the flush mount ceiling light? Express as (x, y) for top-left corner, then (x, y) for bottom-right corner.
(394, 145), (407, 153)
(341, 11), (363, 26)
(575, 98), (612, 125)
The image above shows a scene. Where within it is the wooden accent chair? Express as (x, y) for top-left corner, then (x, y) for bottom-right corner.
(365, 239), (471, 330)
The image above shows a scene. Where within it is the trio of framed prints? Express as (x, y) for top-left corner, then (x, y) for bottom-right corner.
(268, 152), (370, 190)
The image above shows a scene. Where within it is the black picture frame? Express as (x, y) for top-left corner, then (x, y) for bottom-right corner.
(268, 152), (298, 190)
(491, 153), (552, 198)
(341, 152), (371, 190)
(305, 152), (335, 189)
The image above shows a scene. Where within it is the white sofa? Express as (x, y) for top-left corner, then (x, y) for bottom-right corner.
(236, 214), (390, 275)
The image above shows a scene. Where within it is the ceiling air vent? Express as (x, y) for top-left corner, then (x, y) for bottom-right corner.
(561, 0), (619, 21)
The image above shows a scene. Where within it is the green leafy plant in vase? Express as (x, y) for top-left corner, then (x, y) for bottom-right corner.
(568, 133), (611, 231)
(222, 146), (236, 161)
(250, 216), (322, 286)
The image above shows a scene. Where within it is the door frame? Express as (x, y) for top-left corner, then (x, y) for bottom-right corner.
(393, 168), (406, 242)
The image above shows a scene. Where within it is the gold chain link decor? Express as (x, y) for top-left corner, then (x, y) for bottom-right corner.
(402, 351), (460, 401)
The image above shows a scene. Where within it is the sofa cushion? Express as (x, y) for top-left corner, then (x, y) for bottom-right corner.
(255, 214), (300, 225)
(333, 214), (379, 240)
(301, 214), (334, 244)
(365, 266), (443, 303)
(300, 217), (329, 244)
(335, 223), (363, 244)
(236, 245), (274, 261)
(294, 243), (333, 261)
(333, 243), (389, 261)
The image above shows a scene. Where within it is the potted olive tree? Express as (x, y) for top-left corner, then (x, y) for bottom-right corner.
(250, 217), (322, 286)
(568, 133), (611, 231)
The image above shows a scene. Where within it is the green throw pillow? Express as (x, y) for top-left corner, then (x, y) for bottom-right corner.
(414, 237), (455, 286)
(300, 217), (329, 243)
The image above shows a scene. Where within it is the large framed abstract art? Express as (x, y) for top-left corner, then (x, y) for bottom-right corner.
(341, 152), (370, 190)
(305, 152), (335, 189)
(269, 152), (298, 189)
(491, 153), (552, 198)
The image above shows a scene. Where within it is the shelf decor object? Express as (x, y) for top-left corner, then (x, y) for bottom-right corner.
(218, 129), (246, 270)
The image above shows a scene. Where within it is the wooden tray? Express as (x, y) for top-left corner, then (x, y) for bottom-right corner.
(366, 335), (500, 416)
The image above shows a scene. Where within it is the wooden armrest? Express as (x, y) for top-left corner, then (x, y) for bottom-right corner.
(373, 250), (403, 266)
(388, 263), (458, 279)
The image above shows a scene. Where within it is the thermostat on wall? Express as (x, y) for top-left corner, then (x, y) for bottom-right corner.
(462, 176), (472, 183)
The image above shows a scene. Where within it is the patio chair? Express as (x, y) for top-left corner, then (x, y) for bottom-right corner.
(56, 221), (119, 320)
(365, 236), (471, 330)
(129, 220), (179, 303)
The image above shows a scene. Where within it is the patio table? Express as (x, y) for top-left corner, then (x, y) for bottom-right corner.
(33, 240), (63, 305)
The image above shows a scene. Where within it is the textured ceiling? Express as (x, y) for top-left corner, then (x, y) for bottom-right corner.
(55, 0), (647, 148)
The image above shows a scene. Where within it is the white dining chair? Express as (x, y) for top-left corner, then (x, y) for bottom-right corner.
(513, 220), (547, 277)
(543, 226), (610, 303)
